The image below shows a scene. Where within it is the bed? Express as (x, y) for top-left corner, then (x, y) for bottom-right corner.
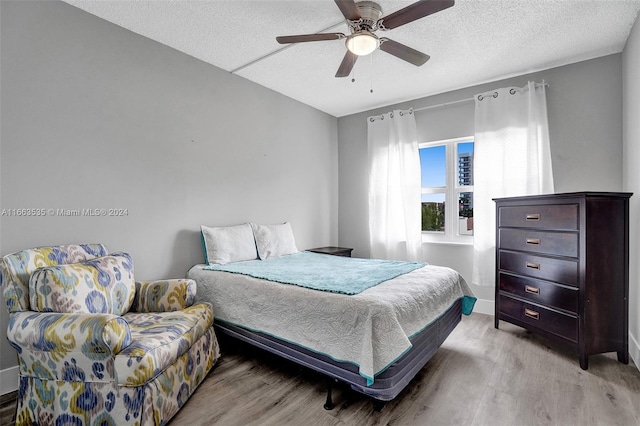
(188, 222), (476, 407)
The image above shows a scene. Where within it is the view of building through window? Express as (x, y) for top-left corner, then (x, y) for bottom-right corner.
(419, 139), (474, 238)
(457, 143), (474, 235)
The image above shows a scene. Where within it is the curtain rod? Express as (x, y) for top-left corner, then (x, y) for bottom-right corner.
(412, 97), (473, 113)
(412, 81), (549, 113)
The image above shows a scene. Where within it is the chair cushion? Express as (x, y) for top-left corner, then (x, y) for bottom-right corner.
(117, 302), (214, 386)
(29, 252), (135, 315)
(2, 244), (108, 313)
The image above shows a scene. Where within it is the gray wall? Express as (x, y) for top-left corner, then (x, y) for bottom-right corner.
(0, 1), (338, 373)
(623, 13), (640, 368)
(338, 54), (624, 305)
(2, 0), (638, 388)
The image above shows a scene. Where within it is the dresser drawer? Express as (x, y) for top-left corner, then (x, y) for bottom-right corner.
(499, 294), (578, 342)
(499, 251), (579, 286)
(499, 273), (578, 313)
(498, 228), (578, 258)
(498, 203), (578, 230)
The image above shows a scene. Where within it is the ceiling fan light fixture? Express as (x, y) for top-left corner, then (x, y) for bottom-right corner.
(345, 31), (379, 56)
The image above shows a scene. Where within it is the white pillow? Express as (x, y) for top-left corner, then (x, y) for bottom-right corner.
(250, 222), (298, 260)
(201, 223), (258, 264)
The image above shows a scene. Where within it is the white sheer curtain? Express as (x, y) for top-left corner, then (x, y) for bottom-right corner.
(472, 81), (554, 286)
(367, 109), (422, 261)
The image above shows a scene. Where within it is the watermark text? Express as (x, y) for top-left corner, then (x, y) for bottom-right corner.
(1, 208), (129, 217)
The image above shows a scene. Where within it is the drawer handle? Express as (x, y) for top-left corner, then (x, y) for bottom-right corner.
(526, 238), (541, 245)
(526, 213), (541, 221)
(526, 262), (540, 270)
(524, 308), (540, 320)
(525, 285), (540, 295)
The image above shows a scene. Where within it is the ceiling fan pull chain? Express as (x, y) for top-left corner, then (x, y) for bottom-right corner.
(370, 52), (374, 93)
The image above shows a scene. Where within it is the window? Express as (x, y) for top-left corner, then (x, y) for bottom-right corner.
(419, 137), (474, 242)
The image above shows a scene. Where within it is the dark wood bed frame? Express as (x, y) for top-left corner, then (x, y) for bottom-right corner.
(213, 298), (463, 410)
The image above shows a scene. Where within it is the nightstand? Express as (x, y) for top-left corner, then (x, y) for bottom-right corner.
(307, 246), (353, 257)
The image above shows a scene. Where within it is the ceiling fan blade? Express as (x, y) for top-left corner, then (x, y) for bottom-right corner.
(335, 51), (358, 77)
(379, 38), (430, 66)
(334, 0), (361, 21)
(379, 0), (455, 30)
(276, 33), (345, 44)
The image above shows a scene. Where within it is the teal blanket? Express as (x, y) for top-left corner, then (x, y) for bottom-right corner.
(203, 251), (426, 295)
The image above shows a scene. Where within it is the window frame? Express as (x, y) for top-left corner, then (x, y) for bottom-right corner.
(419, 136), (474, 244)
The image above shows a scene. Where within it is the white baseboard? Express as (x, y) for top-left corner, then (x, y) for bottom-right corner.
(630, 331), (640, 372)
(0, 365), (18, 396)
(472, 298), (494, 316)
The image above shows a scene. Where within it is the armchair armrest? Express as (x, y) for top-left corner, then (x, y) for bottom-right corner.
(132, 278), (196, 312)
(7, 311), (131, 382)
(7, 311), (131, 357)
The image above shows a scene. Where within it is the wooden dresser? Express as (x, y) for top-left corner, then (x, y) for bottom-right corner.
(494, 192), (631, 369)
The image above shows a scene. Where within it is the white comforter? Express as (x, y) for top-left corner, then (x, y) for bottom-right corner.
(188, 263), (474, 385)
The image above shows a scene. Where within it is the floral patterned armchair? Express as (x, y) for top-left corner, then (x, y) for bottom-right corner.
(1, 244), (220, 425)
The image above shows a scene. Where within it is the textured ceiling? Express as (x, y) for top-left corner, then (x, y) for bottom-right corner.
(63, 0), (640, 117)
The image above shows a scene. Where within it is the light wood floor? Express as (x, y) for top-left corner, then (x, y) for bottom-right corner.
(2, 313), (639, 425)
(0, 393), (16, 426)
(171, 313), (640, 425)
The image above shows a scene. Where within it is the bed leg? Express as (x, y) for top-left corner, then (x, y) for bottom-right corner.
(373, 400), (386, 412)
(323, 378), (335, 410)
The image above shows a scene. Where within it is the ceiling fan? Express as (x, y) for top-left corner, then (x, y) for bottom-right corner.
(276, 0), (455, 78)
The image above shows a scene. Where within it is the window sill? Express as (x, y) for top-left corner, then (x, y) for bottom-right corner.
(421, 239), (473, 247)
